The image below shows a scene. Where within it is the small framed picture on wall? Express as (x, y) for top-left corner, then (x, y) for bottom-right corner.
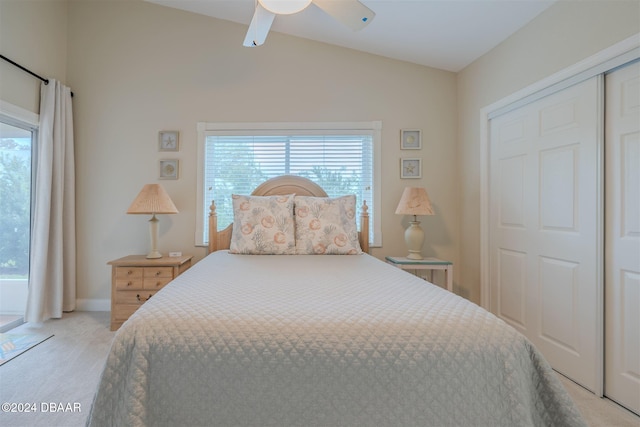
(159, 159), (179, 180)
(159, 131), (179, 152)
(400, 158), (421, 179)
(400, 129), (421, 150)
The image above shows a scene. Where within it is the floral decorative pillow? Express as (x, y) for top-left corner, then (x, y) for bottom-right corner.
(229, 194), (296, 254)
(294, 195), (362, 255)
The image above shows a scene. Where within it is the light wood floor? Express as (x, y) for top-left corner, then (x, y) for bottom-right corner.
(0, 312), (115, 427)
(0, 311), (638, 426)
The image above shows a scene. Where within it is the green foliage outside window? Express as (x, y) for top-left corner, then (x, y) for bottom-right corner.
(0, 142), (31, 277)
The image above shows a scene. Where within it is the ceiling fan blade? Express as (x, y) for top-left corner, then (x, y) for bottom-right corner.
(312, 0), (375, 31)
(243, 3), (276, 47)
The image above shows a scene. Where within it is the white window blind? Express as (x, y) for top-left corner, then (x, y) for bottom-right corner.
(196, 122), (382, 247)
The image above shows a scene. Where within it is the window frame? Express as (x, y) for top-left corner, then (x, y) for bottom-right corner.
(196, 121), (382, 248)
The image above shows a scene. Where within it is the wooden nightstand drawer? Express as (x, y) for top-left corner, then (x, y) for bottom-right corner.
(143, 277), (172, 290)
(113, 304), (144, 322)
(115, 267), (143, 279)
(108, 254), (193, 331)
(115, 278), (143, 290)
(115, 290), (157, 305)
(144, 266), (173, 278)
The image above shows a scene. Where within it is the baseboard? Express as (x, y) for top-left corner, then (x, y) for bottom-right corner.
(75, 299), (110, 312)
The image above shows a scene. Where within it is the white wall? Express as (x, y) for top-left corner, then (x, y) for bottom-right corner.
(0, 0), (68, 111)
(63, 0), (458, 305)
(457, 0), (640, 303)
(6, 1), (634, 309)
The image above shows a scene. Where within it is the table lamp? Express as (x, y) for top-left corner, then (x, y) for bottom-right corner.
(127, 184), (178, 258)
(395, 187), (434, 260)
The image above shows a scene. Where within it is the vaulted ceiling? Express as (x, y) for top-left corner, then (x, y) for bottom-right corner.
(145, 0), (556, 72)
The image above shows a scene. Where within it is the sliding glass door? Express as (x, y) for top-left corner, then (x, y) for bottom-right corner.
(0, 118), (35, 332)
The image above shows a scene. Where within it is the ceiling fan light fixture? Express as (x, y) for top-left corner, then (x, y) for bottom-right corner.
(258, 0), (312, 15)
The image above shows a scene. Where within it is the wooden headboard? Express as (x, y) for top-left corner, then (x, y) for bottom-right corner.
(208, 175), (369, 253)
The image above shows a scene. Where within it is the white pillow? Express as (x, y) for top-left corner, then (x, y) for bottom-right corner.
(294, 195), (362, 255)
(229, 194), (296, 255)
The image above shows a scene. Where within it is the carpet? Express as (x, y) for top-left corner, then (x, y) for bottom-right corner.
(0, 333), (53, 366)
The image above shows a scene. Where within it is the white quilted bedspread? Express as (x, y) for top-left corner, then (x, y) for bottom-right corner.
(88, 252), (586, 427)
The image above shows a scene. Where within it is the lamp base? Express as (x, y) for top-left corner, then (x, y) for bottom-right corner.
(147, 214), (163, 259)
(404, 220), (424, 260)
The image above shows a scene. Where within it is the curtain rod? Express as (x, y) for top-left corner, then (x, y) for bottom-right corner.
(0, 54), (74, 97)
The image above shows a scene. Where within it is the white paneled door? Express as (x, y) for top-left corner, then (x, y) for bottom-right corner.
(489, 76), (603, 392)
(605, 61), (640, 415)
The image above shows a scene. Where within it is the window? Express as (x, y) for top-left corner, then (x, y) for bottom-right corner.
(196, 121), (382, 247)
(0, 102), (38, 332)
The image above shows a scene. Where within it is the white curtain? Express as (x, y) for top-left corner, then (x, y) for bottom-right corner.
(25, 79), (76, 323)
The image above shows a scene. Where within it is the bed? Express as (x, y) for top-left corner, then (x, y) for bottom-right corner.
(88, 176), (586, 427)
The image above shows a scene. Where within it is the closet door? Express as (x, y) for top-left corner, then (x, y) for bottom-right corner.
(605, 61), (640, 415)
(489, 76), (603, 392)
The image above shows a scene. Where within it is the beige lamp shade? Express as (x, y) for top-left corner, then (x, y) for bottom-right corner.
(394, 187), (434, 216)
(127, 184), (178, 215)
(127, 184), (178, 259)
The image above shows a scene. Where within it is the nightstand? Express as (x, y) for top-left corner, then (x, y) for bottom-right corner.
(385, 256), (453, 292)
(108, 254), (193, 330)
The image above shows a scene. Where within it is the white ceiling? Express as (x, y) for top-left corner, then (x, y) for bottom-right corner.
(146, 0), (555, 72)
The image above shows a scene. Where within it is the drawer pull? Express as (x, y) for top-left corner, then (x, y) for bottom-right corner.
(136, 294), (153, 302)
(155, 271), (161, 276)
(127, 270), (134, 276)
